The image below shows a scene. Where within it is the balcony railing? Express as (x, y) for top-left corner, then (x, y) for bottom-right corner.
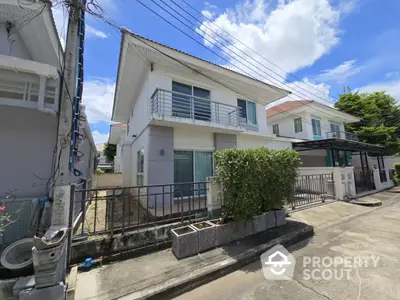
(326, 131), (358, 141)
(151, 89), (242, 127)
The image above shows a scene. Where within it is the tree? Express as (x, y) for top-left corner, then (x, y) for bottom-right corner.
(103, 142), (116, 162)
(334, 90), (400, 152)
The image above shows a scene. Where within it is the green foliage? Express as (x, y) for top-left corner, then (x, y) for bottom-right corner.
(214, 148), (300, 221)
(96, 168), (104, 175)
(334, 91), (400, 152)
(394, 163), (400, 175)
(103, 143), (116, 162)
(393, 173), (399, 186)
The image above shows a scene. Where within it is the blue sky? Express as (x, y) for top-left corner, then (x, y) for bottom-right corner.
(53, 0), (400, 144)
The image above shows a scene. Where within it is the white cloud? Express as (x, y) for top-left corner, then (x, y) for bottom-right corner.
(202, 10), (214, 19)
(82, 78), (115, 124)
(339, 0), (359, 14)
(266, 77), (332, 108)
(92, 131), (110, 144)
(357, 80), (400, 101)
(197, 0), (341, 81)
(86, 25), (108, 39)
(316, 60), (362, 83)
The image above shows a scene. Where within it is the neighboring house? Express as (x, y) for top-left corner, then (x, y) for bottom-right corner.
(95, 143), (114, 173)
(0, 1), (96, 201)
(266, 100), (393, 174)
(111, 29), (296, 191)
(108, 122), (127, 173)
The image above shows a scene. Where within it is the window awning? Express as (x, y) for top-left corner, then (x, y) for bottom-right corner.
(292, 138), (395, 156)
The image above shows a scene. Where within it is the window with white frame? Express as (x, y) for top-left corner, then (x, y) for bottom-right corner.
(312, 118), (322, 136)
(272, 124), (279, 135)
(294, 118), (303, 133)
(237, 99), (257, 125)
(137, 149), (144, 186)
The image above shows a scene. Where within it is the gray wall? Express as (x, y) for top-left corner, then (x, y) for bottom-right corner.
(0, 106), (57, 198)
(300, 154), (327, 167)
(214, 133), (237, 150)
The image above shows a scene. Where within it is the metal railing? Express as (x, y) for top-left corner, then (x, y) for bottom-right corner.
(151, 88), (242, 127)
(379, 169), (388, 183)
(290, 173), (335, 209)
(326, 131), (359, 141)
(354, 170), (375, 194)
(73, 182), (208, 237)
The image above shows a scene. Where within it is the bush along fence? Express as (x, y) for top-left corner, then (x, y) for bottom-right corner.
(171, 148), (300, 259)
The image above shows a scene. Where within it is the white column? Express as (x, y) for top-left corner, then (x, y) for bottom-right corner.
(206, 176), (222, 218)
(38, 75), (47, 110)
(332, 167), (356, 200)
(373, 169), (383, 191)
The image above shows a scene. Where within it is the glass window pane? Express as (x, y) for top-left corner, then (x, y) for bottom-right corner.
(193, 87), (211, 121)
(294, 118), (302, 133)
(247, 101), (257, 125)
(194, 152), (213, 196)
(174, 151), (193, 197)
(172, 81), (191, 118)
(273, 124), (279, 135)
(237, 99), (247, 120)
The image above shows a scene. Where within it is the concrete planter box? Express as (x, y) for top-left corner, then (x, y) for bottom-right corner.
(171, 225), (198, 259)
(191, 221), (216, 252)
(210, 219), (243, 246)
(253, 213), (268, 233)
(274, 209), (286, 227)
(265, 211), (277, 229)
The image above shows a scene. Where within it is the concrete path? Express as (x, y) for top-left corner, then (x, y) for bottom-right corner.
(174, 191), (400, 300)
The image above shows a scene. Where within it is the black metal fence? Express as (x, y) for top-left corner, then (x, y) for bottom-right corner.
(379, 169), (388, 183)
(73, 182), (208, 237)
(289, 173), (335, 209)
(354, 170), (375, 194)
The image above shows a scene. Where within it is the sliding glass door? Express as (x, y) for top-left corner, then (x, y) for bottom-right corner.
(172, 81), (211, 121)
(174, 150), (213, 197)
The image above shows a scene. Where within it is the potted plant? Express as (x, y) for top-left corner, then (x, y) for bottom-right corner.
(265, 210), (277, 229)
(191, 221), (216, 252)
(171, 225), (198, 259)
(252, 213), (268, 233)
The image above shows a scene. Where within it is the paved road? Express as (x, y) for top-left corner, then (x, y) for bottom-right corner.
(174, 192), (400, 300)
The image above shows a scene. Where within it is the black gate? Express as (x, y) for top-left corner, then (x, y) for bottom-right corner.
(354, 170), (375, 194)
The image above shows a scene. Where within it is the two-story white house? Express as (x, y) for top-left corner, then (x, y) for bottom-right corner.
(266, 100), (395, 194)
(111, 29), (297, 193)
(0, 0), (96, 223)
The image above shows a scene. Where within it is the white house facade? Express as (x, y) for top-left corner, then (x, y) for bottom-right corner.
(111, 29), (297, 191)
(0, 0), (96, 201)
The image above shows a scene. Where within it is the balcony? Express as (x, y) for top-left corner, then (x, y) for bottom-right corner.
(150, 89), (243, 130)
(326, 131), (358, 141)
(0, 55), (59, 115)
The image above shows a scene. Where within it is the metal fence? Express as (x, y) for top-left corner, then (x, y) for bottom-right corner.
(73, 182), (208, 237)
(289, 173), (335, 209)
(354, 170), (375, 194)
(389, 169), (395, 180)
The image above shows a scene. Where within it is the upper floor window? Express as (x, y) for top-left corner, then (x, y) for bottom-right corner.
(312, 118), (321, 136)
(272, 124), (279, 135)
(330, 123), (340, 133)
(294, 118), (303, 133)
(237, 99), (257, 125)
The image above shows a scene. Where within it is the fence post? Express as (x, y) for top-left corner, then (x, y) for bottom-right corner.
(372, 168), (383, 191)
(332, 168), (345, 200)
(206, 177), (222, 219)
(66, 183), (76, 268)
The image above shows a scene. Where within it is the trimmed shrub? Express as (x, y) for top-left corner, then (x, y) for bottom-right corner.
(395, 163), (400, 175)
(214, 148), (300, 221)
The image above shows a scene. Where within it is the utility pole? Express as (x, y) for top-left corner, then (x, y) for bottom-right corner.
(53, 0), (83, 227)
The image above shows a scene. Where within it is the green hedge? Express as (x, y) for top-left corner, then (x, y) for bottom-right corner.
(214, 148), (300, 221)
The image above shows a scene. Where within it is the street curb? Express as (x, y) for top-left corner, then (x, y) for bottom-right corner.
(350, 200), (382, 207)
(120, 224), (314, 300)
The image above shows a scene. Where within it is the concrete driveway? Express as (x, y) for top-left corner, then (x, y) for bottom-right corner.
(174, 191), (400, 300)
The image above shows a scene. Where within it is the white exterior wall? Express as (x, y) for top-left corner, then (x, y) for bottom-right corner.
(0, 23), (32, 60)
(269, 108), (346, 140)
(122, 127), (149, 186)
(173, 127), (214, 151)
